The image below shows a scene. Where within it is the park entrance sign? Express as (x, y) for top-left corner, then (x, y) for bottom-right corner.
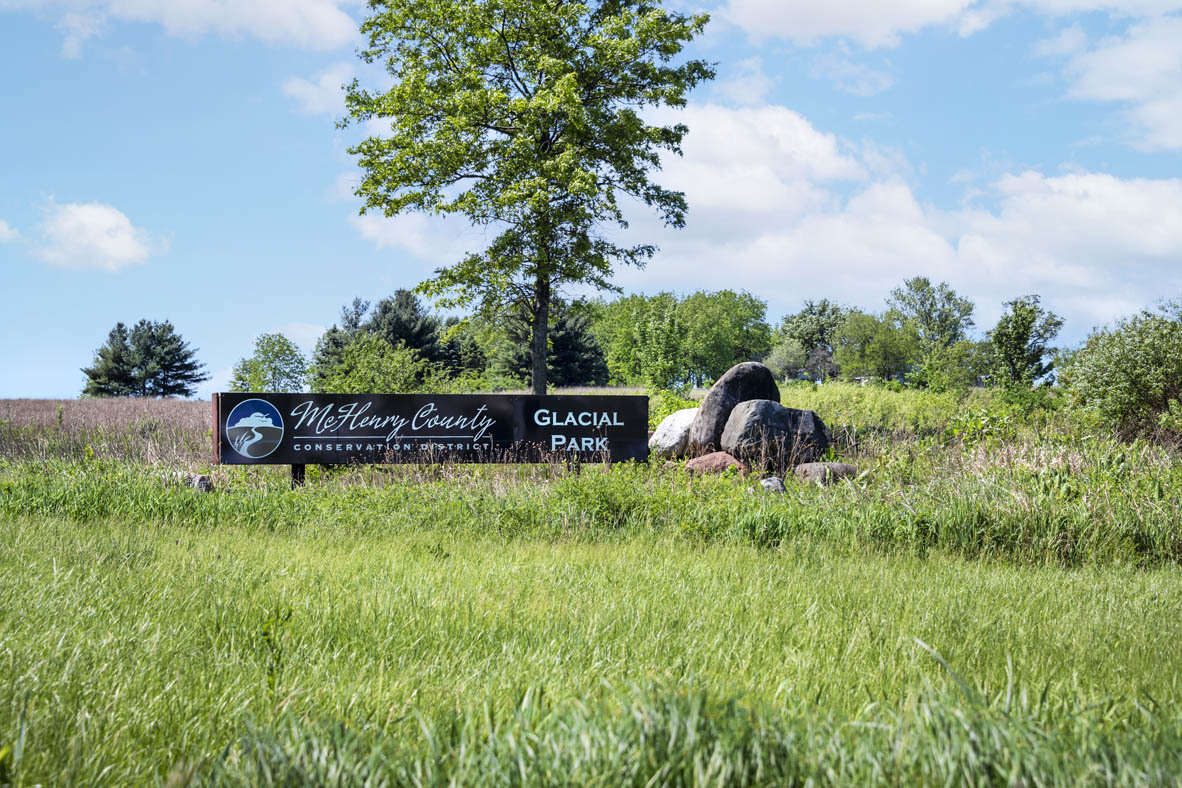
(213, 393), (649, 469)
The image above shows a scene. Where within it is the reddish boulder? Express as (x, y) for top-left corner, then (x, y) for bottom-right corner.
(685, 451), (750, 476)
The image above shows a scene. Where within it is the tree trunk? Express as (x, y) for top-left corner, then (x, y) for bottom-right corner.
(531, 275), (550, 396)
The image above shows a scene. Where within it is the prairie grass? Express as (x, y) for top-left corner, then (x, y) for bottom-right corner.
(1, 518), (1180, 785)
(1, 390), (1181, 784)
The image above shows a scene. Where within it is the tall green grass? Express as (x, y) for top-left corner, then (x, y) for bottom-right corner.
(3, 450), (1179, 564)
(2, 518), (1180, 785)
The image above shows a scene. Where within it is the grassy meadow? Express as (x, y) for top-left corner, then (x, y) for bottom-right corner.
(1, 387), (1181, 785)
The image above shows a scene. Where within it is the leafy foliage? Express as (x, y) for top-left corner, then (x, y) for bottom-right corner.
(82, 319), (209, 398)
(343, 0), (713, 393)
(1063, 303), (1182, 438)
(763, 335), (807, 381)
(314, 334), (430, 394)
(776, 299), (848, 356)
(831, 311), (918, 381)
(229, 333), (307, 393)
(988, 294), (1064, 387)
(591, 290), (770, 387)
(887, 276), (975, 349)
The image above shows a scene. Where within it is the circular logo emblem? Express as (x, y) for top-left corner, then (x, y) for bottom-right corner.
(225, 398), (284, 459)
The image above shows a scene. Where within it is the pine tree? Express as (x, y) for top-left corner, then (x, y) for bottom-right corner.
(81, 323), (137, 397)
(493, 301), (608, 387)
(365, 290), (443, 365)
(82, 320), (209, 397)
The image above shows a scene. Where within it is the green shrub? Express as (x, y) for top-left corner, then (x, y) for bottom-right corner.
(1063, 305), (1182, 439)
(647, 389), (698, 429)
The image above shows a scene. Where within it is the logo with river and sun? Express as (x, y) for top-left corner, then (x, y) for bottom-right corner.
(225, 398), (284, 459)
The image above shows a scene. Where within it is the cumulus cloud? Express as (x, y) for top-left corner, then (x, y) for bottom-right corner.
(719, 0), (979, 47)
(1, 0), (357, 53)
(624, 105), (1182, 335)
(719, 0), (1182, 47)
(1050, 16), (1182, 150)
(283, 62), (354, 116)
(35, 201), (166, 271)
(0, 219), (18, 242)
(345, 100), (1182, 337)
(712, 57), (774, 105)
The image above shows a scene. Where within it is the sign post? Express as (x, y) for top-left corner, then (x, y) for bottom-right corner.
(213, 393), (648, 475)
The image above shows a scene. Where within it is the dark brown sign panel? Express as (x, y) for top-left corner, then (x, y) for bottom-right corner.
(212, 393), (649, 464)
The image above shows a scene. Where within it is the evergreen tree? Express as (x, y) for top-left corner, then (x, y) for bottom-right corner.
(309, 299), (371, 391)
(128, 320), (210, 397)
(81, 323), (136, 397)
(82, 320), (209, 397)
(439, 317), (488, 378)
(366, 290), (441, 360)
(494, 301), (608, 387)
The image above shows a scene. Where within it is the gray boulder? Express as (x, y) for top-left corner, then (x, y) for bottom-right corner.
(758, 476), (786, 493)
(795, 462), (857, 485)
(173, 471), (214, 492)
(720, 399), (830, 470)
(649, 407), (699, 459)
(687, 362), (780, 455)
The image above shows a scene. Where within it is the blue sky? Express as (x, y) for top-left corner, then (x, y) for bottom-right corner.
(1, 0), (1179, 398)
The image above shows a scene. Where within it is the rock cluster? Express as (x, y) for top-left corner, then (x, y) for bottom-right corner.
(650, 362), (850, 480)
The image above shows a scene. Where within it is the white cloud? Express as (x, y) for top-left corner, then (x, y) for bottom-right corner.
(57, 10), (103, 57)
(720, 0), (979, 47)
(0, 219), (18, 242)
(614, 104), (1182, 338)
(283, 62), (354, 116)
(2, 0), (357, 52)
(349, 212), (488, 269)
(719, 0), (1182, 47)
(35, 201), (166, 271)
(344, 100), (1182, 338)
(713, 57), (774, 105)
(811, 52), (894, 96)
(1055, 16), (1182, 150)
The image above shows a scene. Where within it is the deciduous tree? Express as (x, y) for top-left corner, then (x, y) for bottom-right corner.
(343, 0), (713, 394)
(988, 295), (1063, 386)
(230, 333), (308, 393)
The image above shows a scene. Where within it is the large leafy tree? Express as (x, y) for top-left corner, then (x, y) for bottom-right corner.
(230, 333), (308, 393)
(82, 319), (209, 397)
(777, 299), (848, 357)
(988, 295), (1063, 387)
(343, 0), (713, 394)
(678, 290), (771, 386)
(832, 311), (918, 382)
(1063, 302), (1182, 437)
(886, 276), (975, 349)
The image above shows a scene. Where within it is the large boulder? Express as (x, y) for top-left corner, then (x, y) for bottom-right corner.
(720, 399), (830, 470)
(687, 362), (780, 455)
(649, 407), (699, 459)
(685, 451), (750, 476)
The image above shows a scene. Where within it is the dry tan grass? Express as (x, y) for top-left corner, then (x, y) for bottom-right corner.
(0, 398), (211, 465)
(0, 397), (209, 432)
